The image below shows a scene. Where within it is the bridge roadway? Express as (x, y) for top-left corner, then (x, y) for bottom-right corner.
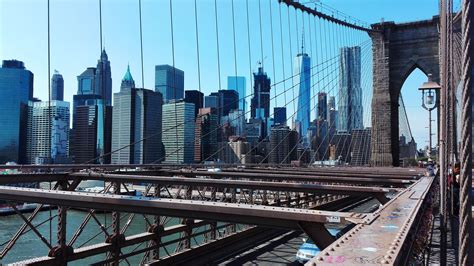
(144, 176), (433, 265)
(216, 199), (380, 265)
(0, 168), (418, 188)
(0, 166), (428, 265)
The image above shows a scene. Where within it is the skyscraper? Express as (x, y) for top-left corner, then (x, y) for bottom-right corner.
(185, 90), (204, 119)
(194, 107), (218, 162)
(218, 137), (251, 164)
(350, 128), (371, 165)
(77, 67), (96, 95)
(51, 70), (64, 101)
(111, 66), (164, 164)
(204, 95), (218, 109)
(0, 60), (33, 163)
(328, 96), (336, 110)
(328, 96), (338, 139)
(328, 107), (338, 140)
(71, 95), (100, 163)
(245, 118), (264, 144)
(95, 50), (112, 105)
(250, 66), (271, 120)
(269, 125), (292, 164)
(294, 44), (311, 146)
(227, 76), (246, 114)
(27, 100), (70, 164)
(217, 90), (239, 122)
(155, 65), (184, 103)
(338, 46), (363, 132)
(162, 101), (195, 163)
(317, 92), (327, 120)
(71, 50), (112, 164)
(316, 119), (329, 160)
(227, 109), (245, 136)
(274, 107), (287, 126)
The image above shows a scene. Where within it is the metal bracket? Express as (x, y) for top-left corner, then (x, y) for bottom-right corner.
(298, 222), (335, 250)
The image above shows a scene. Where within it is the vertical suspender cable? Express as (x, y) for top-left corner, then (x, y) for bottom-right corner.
(99, 0), (102, 50)
(231, 0), (238, 91)
(459, 0), (473, 263)
(308, 13), (315, 120)
(194, 0), (202, 160)
(230, 0), (243, 149)
(214, 0), (222, 91)
(288, 7), (296, 122)
(139, 0), (144, 88)
(47, 0), (52, 245)
(269, 0), (277, 110)
(279, 5), (287, 115)
(258, 0), (264, 69)
(257, 0), (264, 122)
(194, 0), (201, 92)
(439, 1), (448, 262)
(449, 0), (458, 161)
(246, 0), (253, 99)
(169, 0), (178, 163)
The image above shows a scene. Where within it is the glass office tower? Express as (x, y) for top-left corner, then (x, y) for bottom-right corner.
(227, 76), (246, 114)
(294, 47), (311, 146)
(338, 46), (363, 132)
(51, 70), (64, 101)
(155, 64), (184, 103)
(111, 66), (164, 164)
(26, 100), (70, 164)
(162, 101), (195, 163)
(0, 60), (33, 163)
(250, 67), (271, 119)
(71, 50), (112, 164)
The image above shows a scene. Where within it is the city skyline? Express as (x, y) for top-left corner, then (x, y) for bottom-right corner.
(1, 0), (439, 146)
(0, 1), (468, 265)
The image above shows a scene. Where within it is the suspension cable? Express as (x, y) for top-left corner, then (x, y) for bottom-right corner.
(459, 0), (473, 263)
(214, 0), (222, 91)
(139, 0), (144, 88)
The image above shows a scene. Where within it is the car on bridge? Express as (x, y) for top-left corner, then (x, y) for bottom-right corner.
(295, 228), (340, 264)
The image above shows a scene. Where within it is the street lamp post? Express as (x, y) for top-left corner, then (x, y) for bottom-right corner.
(418, 74), (441, 159)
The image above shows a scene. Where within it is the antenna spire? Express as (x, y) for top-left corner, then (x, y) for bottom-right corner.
(301, 30), (305, 54)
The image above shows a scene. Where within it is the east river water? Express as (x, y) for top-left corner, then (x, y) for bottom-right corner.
(0, 181), (189, 265)
(0, 209), (188, 265)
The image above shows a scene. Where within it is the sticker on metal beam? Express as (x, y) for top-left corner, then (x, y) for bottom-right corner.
(326, 216), (341, 223)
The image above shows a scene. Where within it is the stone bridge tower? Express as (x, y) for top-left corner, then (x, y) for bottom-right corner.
(369, 17), (440, 166)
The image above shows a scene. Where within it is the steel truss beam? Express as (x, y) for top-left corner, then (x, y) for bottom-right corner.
(0, 186), (370, 228)
(70, 172), (394, 204)
(0, 170), (414, 188)
(9, 194), (352, 265)
(218, 168), (423, 179)
(143, 169), (413, 186)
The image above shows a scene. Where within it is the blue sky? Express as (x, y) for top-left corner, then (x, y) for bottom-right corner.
(1, 0), (443, 149)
